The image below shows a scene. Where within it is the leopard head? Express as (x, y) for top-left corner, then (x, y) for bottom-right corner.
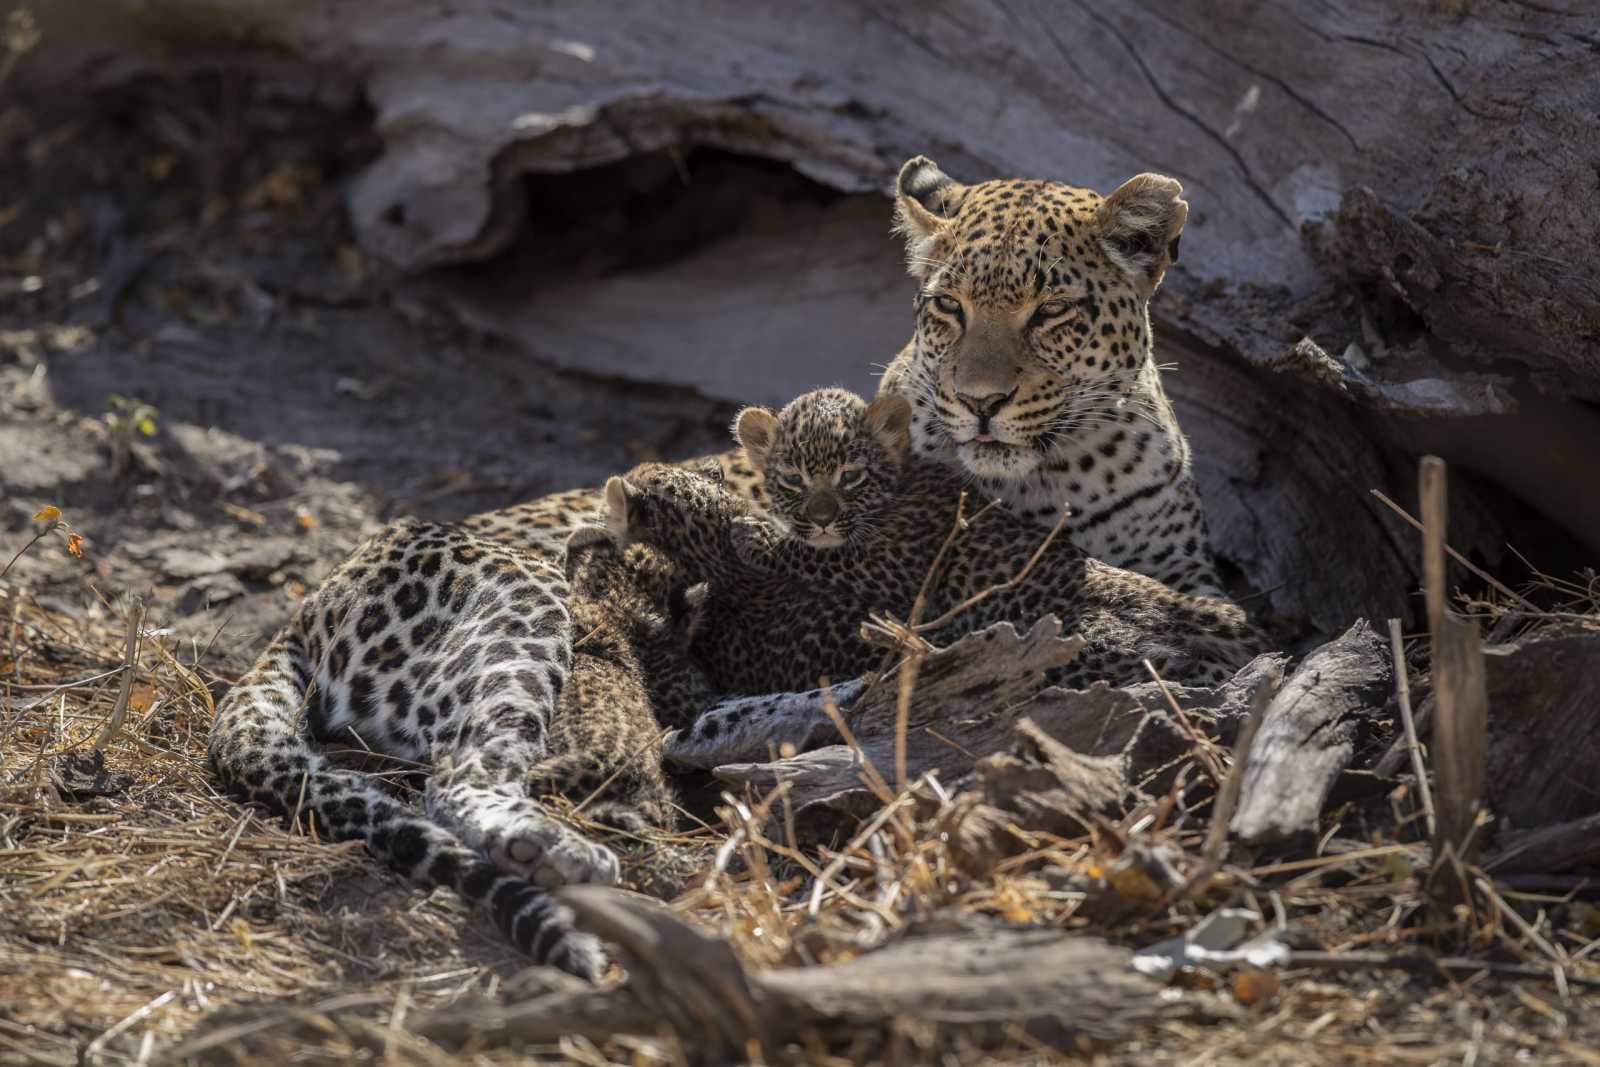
(892, 155), (1188, 482)
(734, 388), (911, 550)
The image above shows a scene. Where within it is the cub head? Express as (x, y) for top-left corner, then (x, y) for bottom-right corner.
(563, 526), (708, 654)
(733, 387), (911, 550)
(892, 155), (1187, 481)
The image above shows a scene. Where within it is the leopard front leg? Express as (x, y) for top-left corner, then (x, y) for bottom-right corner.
(417, 573), (620, 890)
(426, 704), (621, 890)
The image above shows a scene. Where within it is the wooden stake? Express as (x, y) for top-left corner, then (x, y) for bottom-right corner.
(1417, 457), (1489, 920)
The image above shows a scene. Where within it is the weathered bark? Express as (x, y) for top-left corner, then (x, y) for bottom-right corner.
(31, 1), (1600, 629)
(1230, 620), (1393, 845)
(1480, 628), (1600, 830)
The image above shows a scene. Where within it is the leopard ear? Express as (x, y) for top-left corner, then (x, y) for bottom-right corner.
(894, 156), (969, 280)
(603, 476), (638, 542)
(1097, 173), (1189, 296)
(564, 525), (612, 554)
(678, 581), (710, 642)
(734, 406), (780, 467)
(562, 525), (611, 581)
(864, 393), (912, 462)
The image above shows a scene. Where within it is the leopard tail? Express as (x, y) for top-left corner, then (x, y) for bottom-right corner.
(207, 618), (603, 979)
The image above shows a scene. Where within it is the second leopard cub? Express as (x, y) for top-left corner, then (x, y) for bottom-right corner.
(731, 387), (1262, 685)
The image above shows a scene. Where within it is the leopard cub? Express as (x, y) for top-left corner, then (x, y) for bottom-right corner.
(731, 388), (1263, 686)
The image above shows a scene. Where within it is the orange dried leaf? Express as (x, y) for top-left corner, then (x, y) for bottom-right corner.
(1231, 970), (1280, 1006)
(32, 505), (60, 523)
(295, 512), (316, 530)
(65, 533), (84, 558)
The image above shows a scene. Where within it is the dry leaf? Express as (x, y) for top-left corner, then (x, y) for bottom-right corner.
(1232, 969), (1280, 1006)
(65, 533), (84, 558)
(295, 511), (316, 531)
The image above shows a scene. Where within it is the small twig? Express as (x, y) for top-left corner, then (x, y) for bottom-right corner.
(1168, 678), (1272, 904)
(1388, 617), (1436, 839)
(1474, 877), (1566, 969)
(93, 596), (145, 752)
(1144, 659), (1226, 786)
(912, 504), (1070, 635)
(817, 684), (896, 808)
(893, 653), (918, 794)
(1370, 487), (1538, 613)
(1285, 951), (1600, 989)
(807, 781), (926, 916)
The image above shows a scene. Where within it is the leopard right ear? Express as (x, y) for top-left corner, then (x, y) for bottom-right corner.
(603, 476), (637, 542)
(734, 406), (780, 468)
(865, 393), (912, 462)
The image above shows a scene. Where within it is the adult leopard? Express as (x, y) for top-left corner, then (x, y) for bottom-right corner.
(208, 520), (710, 980)
(878, 157), (1223, 596)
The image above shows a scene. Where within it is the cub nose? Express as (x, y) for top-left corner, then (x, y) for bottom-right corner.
(956, 389), (1014, 420)
(804, 492), (840, 526)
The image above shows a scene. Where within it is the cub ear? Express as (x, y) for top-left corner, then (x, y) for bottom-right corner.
(676, 581), (711, 643)
(893, 156), (969, 280)
(602, 476), (638, 542)
(562, 524), (612, 581)
(864, 393), (912, 462)
(734, 406), (780, 467)
(564, 525), (612, 553)
(1096, 173), (1189, 296)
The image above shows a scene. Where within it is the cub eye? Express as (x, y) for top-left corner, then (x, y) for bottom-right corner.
(776, 472), (804, 490)
(931, 294), (964, 317)
(837, 469), (863, 488)
(1031, 299), (1073, 325)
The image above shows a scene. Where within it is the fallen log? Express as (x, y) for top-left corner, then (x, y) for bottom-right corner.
(417, 888), (1166, 1056)
(1230, 620), (1393, 845)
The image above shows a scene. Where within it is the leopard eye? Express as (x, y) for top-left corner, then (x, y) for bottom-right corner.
(837, 468), (863, 488)
(776, 472), (804, 490)
(931, 294), (964, 318)
(1030, 299), (1074, 326)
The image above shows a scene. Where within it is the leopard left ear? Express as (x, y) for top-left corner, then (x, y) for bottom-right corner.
(1097, 173), (1189, 296)
(864, 393), (912, 462)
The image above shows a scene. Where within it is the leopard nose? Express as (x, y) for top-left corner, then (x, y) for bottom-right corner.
(956, 389), (1014, 420)
(804, 492), (840, 526)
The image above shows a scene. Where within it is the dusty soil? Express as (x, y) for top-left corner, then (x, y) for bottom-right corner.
(0, 76), (735, 678)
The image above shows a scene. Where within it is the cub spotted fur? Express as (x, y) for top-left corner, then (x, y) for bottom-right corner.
(730, 387), (1261, 684)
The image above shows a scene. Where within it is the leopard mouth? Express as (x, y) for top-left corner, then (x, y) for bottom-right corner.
(805, 529), (847, 549)
(955, 436), (1040, 478)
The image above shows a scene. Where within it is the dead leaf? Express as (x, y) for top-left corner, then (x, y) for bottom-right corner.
(295, 511), (316, 531)
(1231, 970), (1280, 1006)
(65, 533), (84, 558)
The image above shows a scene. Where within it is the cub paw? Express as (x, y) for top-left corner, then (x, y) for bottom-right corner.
(729, 515), (783, 567)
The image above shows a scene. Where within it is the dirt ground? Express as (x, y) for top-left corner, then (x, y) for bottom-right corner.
(0, 77), (736, 670)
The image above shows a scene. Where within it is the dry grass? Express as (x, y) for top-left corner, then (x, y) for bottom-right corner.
(4, 516), (1600, 1066)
